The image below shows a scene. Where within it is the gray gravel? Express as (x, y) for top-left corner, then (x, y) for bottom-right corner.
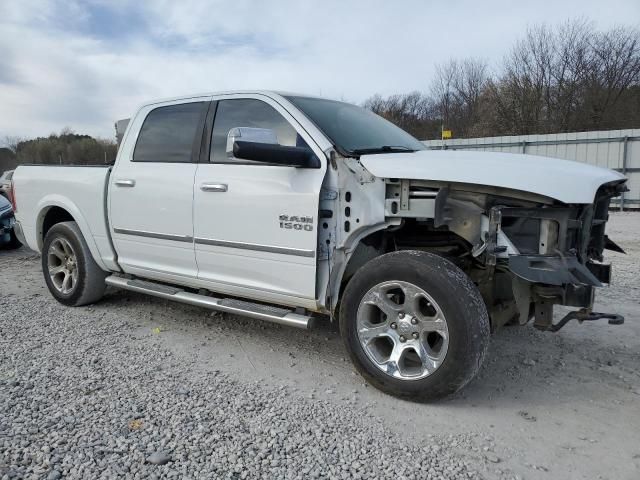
(0, 294), (479, 479)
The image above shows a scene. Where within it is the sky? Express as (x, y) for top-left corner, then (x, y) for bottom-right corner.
(0, 0), (639, 141)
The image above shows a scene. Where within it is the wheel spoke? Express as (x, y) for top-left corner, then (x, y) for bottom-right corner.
(61, 240), (72, 256)
(380, 342), (408, 375)
(48, 264), (65, 275)
(363, 288), (403, 318)
(403, 284), (425, 312)
(358, 323), (390, 344)
(61, 272), (72, 293)
(414, 341), (439, 373)
(50, 244), (66, 261)
(421, 318), (448, 339)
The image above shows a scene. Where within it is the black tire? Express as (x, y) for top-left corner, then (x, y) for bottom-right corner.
(339, 251), (490, 401)
(42, 221), (107, 306)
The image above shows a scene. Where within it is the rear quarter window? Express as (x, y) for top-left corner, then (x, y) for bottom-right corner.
(133, 102), (206, 163)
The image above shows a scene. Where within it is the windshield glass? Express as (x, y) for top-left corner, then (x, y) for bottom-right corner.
(285, 96), (425, 155)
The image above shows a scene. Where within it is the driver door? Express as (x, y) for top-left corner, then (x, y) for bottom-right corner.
(193, 95), (326, 305)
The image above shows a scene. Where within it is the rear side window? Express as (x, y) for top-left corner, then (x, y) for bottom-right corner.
(133, 102), (206, 163)
(210, 99), (306, 164)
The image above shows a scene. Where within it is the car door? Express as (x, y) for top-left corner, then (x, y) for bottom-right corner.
(109, 98), (209, 280)
(193, 94), (327, 303)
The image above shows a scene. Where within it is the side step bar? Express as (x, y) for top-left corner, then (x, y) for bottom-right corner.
(104, 275), (314, 329)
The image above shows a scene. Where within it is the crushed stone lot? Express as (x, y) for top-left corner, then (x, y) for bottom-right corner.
(1, 213), (639, 480)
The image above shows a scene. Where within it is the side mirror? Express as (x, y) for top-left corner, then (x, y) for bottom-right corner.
(226, 127), (277, 160)
(232, 141), (321, 168)
(226, 126), (320, 168)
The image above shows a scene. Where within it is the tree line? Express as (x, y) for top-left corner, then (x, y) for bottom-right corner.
(364, 20), (640, 140)
(1, 129), (117, 172)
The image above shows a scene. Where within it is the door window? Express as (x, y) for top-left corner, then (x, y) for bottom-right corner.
(210, 99), (308, 164)
(134, 102), (206, 163)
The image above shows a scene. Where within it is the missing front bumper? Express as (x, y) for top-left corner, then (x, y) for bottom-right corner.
(507, 254), (620, 330)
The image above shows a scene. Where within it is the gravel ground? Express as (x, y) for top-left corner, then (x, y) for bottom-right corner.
(1, 212), (640, 480)
(0, 297), (477, 480)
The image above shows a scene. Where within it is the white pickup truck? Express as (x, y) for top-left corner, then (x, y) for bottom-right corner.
(12, 91), (628, 400)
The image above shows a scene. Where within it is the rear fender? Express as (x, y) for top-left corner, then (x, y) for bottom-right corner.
(36, 195), (109, 271)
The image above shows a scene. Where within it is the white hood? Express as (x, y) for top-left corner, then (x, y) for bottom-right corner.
(360, 150), (625, 204)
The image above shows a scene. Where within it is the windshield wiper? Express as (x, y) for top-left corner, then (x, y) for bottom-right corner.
(351, 145), (416, 155)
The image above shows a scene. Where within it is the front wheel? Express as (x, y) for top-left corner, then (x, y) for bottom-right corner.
(42, 221), (107, 306)
(340, 251), (490, 401)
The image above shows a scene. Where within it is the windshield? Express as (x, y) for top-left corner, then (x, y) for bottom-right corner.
(285, 96), (425, 156)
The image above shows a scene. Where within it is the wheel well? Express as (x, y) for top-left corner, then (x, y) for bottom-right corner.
(40, 207), (74, 243)
(337, 220), (472, 310)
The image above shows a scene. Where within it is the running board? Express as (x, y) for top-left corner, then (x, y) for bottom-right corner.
(104, 275), (313, 329)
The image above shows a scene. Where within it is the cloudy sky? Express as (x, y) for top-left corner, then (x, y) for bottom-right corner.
(1, 0), (638, 141)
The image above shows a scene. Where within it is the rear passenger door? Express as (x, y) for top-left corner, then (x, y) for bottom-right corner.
(109, 98), (209, 281)
(193, 94), (326, 305)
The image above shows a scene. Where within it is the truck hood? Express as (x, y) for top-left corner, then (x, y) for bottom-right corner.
(360, 150), (626, 204)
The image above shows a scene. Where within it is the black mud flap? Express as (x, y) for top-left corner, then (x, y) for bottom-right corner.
(536, 309), (624, 333)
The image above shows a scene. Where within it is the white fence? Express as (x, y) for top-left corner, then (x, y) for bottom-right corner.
(422, 129), (640, 209)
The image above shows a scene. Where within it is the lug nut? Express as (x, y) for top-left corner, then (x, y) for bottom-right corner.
(399, 335), (406, 343)
(398, 313), (405, 319)
(410, 318), (418, 325)
(412, 332), (419, 339)
(390, 322), (397, 329)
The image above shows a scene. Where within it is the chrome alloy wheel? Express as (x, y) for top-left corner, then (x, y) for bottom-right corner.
(356, 280), (449, 380)
(47, 237), (78, 295)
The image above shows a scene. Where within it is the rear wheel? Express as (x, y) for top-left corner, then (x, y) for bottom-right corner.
(340, 251), (490, 401)
(42, 221), (106, 306)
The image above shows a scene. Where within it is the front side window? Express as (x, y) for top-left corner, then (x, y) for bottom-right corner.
(210, 99), (307, 164)
(134, 102), (206, 163)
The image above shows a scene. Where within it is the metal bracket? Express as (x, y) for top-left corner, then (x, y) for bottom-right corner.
(536, 308), (624, 332)
(400, 180), (410, 210)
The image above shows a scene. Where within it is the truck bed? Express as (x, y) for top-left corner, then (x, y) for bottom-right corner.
(13, 165), (118, 271)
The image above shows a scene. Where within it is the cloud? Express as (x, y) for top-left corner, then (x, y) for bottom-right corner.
(1, 0), (638, 140)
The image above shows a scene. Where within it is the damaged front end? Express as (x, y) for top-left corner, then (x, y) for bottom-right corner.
(434, 180), (628, 332)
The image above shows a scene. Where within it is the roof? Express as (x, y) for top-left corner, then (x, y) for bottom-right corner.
(138, 90), (327, 108)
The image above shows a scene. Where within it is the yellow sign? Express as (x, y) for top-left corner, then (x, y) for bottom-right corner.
(442, 130), (452, 139)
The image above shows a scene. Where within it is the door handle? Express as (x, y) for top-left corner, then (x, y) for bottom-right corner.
(115, 179), (136, 187)
(201, 183), (228, 192)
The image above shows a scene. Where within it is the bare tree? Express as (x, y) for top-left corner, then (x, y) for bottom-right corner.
(583, 25), (640, 128)
(430, 58), (489, 137)
(363, 91), (436, 138)
(2, 135), (24, 154)
(362, 19), (640, 139)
